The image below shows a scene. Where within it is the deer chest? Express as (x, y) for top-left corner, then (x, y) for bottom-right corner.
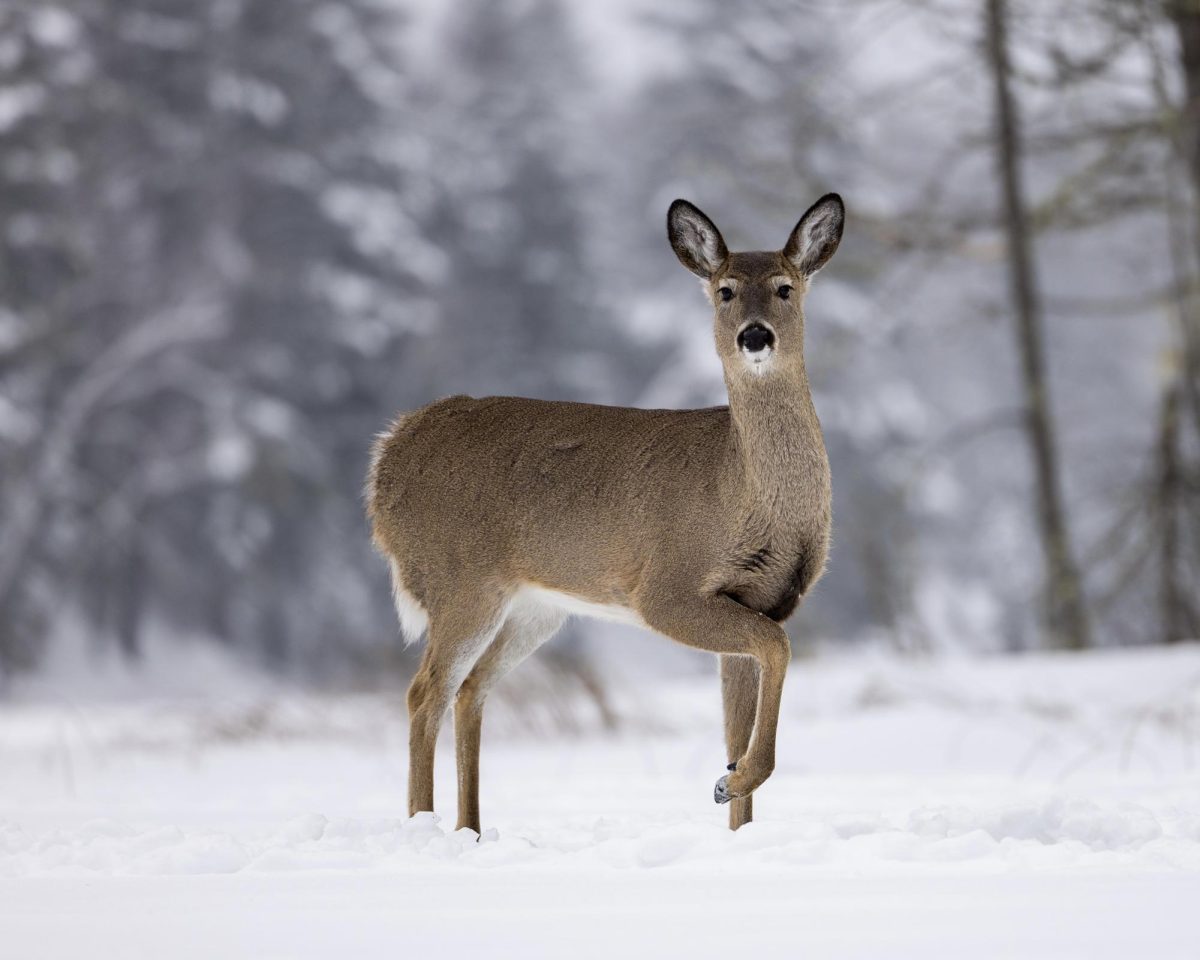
(721, 529), (829, 623)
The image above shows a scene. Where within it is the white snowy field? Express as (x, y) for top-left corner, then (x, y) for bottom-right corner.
(3, 645), (1200, 959)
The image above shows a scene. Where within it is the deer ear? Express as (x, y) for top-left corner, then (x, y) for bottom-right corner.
(667, 200), (728, 279)
(784, 193), (844, 278)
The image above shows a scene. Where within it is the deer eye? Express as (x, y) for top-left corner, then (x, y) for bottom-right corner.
(777, 284), (793, 300)
(718, 287), (734, 302)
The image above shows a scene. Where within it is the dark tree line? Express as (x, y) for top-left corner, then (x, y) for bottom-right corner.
(1, 0), (1197, 688)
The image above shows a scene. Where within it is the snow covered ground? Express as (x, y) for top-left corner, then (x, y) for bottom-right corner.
(3, 645), (1199, 958)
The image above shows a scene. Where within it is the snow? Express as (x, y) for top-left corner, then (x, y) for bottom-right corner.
(0, 84), (47, 135)
(3, 645), (1199, 957)
(29, 8), (81, 49)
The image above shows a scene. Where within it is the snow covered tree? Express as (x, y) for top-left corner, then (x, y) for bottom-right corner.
(0, 0), (424, 676)
(415, 0), (619, 403)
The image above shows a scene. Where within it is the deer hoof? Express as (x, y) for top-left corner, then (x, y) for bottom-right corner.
(714, 775), (733, 804)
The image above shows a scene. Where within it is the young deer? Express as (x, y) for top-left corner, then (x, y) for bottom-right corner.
(367, 194), (844, 832)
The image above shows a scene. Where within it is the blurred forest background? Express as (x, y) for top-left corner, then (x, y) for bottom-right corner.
(1, 0), (1198, 694)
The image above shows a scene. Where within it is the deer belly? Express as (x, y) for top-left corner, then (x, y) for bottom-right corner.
(514, 584), (648, 629)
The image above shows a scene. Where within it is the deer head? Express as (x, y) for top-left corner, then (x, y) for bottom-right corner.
(667, 194), (844, 383)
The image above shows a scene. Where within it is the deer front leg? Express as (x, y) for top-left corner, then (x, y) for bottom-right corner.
(638, 590), (791, 810)
(720, 653), (759, 829)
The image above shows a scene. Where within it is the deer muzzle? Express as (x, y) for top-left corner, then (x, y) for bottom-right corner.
(737, 323), (775, 356)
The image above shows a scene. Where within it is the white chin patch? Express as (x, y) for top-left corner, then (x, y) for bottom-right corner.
(741, 347), (774, 373)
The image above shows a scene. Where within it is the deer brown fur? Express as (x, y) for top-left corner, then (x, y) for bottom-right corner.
(367, 194), (844, 832)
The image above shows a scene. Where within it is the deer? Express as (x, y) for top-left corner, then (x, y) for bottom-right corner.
(366, 193), (844, 833)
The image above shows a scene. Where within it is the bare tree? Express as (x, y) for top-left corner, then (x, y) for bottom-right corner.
(1157, 1), (1200, 640)
(984, 0), (1092, 649)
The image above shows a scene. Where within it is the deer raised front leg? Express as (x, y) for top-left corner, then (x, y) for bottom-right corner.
(639, 590), (791, 806)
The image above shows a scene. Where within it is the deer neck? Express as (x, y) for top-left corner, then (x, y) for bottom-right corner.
(723, 364), (830, 524)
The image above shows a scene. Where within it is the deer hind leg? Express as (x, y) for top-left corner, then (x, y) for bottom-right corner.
(407, 593), (507, 819)
(720, 653), (760, 830)
(454, 595), (566, 834)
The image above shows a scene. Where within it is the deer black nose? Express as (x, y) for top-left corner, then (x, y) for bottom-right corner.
(737, 324), (775, 354)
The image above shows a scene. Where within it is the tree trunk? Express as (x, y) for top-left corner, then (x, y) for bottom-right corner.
(1171, 3), (1200, 429)
(984, 0), (1092, 650)
(1154, 381), (1195, 642)
(1163, 2), (1200, 643)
